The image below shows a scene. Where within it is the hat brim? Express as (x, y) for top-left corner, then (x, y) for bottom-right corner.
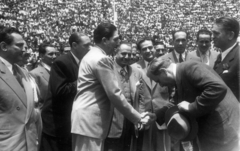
(165, 106), (198, 141)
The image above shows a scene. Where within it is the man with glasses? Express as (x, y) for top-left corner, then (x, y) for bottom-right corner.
(189, 29), (219, 68)
(154, 41), (167, 58)
(133, 37), (172, 151)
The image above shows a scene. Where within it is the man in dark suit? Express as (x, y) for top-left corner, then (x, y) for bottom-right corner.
(161, 30), (200, 63)
(212, 17), (239, 101)
(189, 29), (219, 68)
(104, 42), (145, 151)
(40, 32), (91, 151)
(30, 43), (59, 108)
(133, 37), (171, 151)
(147, 58), (240, 151)
(0, 27), (42, 151)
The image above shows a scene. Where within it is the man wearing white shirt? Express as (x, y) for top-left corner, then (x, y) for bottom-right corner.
(190, 29), (219, 68)
(212, 17), (239, 101)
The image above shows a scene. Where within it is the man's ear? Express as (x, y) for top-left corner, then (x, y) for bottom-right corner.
(102, 37), (108, 45)
(0, 42), (8, 52)
(227, 31), (235, 41)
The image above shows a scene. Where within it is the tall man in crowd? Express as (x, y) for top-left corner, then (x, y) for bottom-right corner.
(0, 27), (42, 150)
(147, 58), (239, 151)
(71, 22), (154, 151)
(30, 43), (59, 108)
(212, 17), (239, 101)
(40, 32), (91, 151)
(104, 42), (145, 151)
(190, 29), (219, 68)
(162, 30), (200, 63)
(134, 37), (171, 151)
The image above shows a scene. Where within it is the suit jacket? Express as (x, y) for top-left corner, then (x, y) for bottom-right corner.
(30, 63), (50, 108)
(161, 50), (201, 63)
(189, 49), (219, 68)
(176, 61), (239, 151)
(41, 52), (79, 138)
(71, 46), (141, 139)
(108, 62), (145, 138)
(0, 61), (42, 151)
(214, 43), (239, 101)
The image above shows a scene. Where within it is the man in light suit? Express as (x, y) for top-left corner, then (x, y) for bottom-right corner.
(104, 42), (145, 151)
(212, 17), (239, 101)
(71, 23), (155, 151)
(189, 29), (219, 68)
(133, 37), (172, 151)
(30, 43), (59, 108)
(0, 27), (42, 150)
(40, 32), (91, 151)
(147, 58), (239, 151)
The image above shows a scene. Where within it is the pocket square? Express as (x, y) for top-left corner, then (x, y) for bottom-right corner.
(223, 70), (229, 74)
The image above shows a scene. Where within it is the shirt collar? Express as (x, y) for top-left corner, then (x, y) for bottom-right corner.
(221, 42), (237, 61)
(70, 51), (80, 65)
(41, 62), (51, 72)
(95, 45), (106, 55)
(0, 56), (13, 74)
(174, 50), (186, 60)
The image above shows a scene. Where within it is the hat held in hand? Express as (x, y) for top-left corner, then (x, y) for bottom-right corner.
(165, 106), (198, 141)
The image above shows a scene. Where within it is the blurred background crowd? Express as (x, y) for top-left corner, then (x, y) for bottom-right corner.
(0, 0), (239, 62)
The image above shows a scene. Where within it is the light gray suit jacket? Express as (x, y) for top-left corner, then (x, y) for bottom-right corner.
(71, 46), (141, 139)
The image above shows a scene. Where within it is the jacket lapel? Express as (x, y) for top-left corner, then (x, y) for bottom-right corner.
(0, 61), (27, 107)
(215, 44), (239, 74)
(137, 59), (152, 89)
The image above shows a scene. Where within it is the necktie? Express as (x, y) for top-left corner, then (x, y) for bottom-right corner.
(120, 68), (127, 79)
(12, 64), (24, 88)
(179, 53), (184, 63)
(213, 54), (222, 70)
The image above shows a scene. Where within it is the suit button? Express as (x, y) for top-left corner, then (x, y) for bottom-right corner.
(16, 107), (20, 110)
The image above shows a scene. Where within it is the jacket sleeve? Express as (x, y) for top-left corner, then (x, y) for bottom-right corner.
(95, 57), (141, 124)
(49, 60), (77, 99)
(186, 63), (227, 117)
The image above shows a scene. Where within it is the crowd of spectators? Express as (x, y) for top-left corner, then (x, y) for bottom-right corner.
(0, 0), (239, 52)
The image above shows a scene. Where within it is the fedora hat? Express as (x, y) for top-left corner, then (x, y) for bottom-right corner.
(165, 106), (198, 141)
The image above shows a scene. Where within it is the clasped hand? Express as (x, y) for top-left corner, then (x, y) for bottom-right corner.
(138, 112), (156, 130)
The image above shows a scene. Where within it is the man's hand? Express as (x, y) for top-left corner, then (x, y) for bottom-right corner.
(139, 112), (156, 130)
(178, 101), (190, 112)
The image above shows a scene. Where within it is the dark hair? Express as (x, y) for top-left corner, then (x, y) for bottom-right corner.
(38, 43), (52, 55)
(93, 22), (117, 44)
(154, 41), (165, 48)
(148, 58), (171, 75)
(69, 32), (86, 47)
(215, 17), (239, 39)
(196, 29), (212, 41)
(137, 37), (154, 51)
(172, 30), (188, 40)
(0, 27), (21, 45)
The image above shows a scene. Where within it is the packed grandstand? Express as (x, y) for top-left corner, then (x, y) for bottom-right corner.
(0, 0), (239, 51)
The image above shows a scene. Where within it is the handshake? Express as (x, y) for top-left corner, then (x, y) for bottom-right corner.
(138, 112), (156, 130)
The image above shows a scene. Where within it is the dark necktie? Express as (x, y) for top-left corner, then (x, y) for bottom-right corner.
(214, 54), (222, 70)
(179, 53), (184, 63)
